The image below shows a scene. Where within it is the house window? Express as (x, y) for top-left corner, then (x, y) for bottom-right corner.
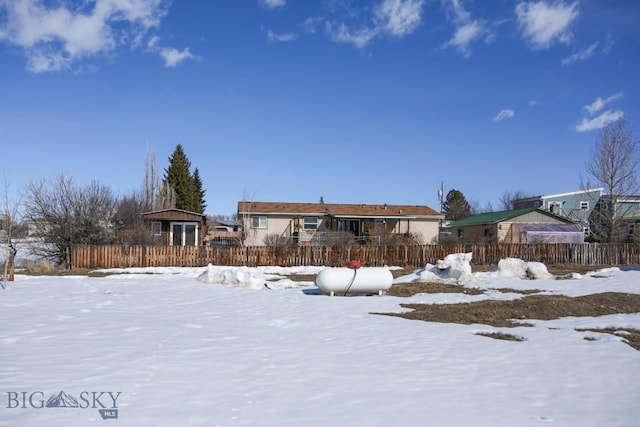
(251, 216), (267, 229)
(628, 223), (636, 238)
(151, 221), (162, 236)
(549, 202), (562, 215)
(457, 228), (464, 238)
(303, 216), (318, 230)
(580, 201), (589, 210)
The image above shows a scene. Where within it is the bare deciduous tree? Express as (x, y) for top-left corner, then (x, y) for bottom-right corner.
(23, 175), (117, 265)
(1, 173), (19, 287)
(143, 146), (161, 211)
(262, 233), (292, 247)
(498, 189), (533, 211)
(583, 118), (640, 242)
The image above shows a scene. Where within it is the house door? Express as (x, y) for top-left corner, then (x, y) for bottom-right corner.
(171, 222), (198, 246)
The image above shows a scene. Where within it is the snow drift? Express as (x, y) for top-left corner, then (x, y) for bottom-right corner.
(395, 253), (553, 285)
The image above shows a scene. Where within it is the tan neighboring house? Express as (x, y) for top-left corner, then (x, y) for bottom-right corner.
(449, 208), (584, 244)
(142, 209), (207, 246)
(237, 201), (443, 246)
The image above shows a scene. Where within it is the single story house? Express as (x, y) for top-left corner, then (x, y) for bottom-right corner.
(237, 201), (443, 246)
(449, 208), (584, 244)
(142, 209), (207, 246)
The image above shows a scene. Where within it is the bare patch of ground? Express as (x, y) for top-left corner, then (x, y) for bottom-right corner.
(474, 331), (525, 342)
(387, 282), (485, 297)
(286, 273), (318, 283)
(19, 266), (110, 277)
(387, 282), (542, 297)
(375, 292), (640, 329)
(576, 327), (640, 351)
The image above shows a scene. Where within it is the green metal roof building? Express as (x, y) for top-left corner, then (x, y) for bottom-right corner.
(448, 208), (583, 244)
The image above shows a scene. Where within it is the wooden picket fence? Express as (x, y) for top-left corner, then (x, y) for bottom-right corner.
(70, 243), (640, 269)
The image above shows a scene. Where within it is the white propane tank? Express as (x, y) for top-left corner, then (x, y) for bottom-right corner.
(315, 267), (393, 296)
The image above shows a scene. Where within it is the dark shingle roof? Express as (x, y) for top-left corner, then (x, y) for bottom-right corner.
(237, 201), (441, 218)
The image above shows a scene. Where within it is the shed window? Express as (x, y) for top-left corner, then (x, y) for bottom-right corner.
(151, 221), (162, 236)
(170, 222), (198, 246)
(457, 228), (463, 238)
(251, 216), (267, 229)
(303, 216), (318, 230)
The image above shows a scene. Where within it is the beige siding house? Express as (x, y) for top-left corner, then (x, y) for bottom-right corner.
(449, 208), (584, 244)
(237, 201), (443, 246)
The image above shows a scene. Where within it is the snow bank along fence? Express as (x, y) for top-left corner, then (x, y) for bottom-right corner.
(70, 243), (640, 269)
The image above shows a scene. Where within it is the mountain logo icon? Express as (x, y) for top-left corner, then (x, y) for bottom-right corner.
(45, 391), (80, 408)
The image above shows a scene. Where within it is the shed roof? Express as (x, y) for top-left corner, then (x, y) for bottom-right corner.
(237, 201), (441, 218)
(450, 208), (573, 226)
(142, 208), (206, 221)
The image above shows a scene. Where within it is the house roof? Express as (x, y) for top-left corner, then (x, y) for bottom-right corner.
(514, 188), (604, 203)
(449, 208), (574, 226)
(237, 201), (441, 219)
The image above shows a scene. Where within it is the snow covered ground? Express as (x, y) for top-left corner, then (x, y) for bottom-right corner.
(1, 260), (640, 426)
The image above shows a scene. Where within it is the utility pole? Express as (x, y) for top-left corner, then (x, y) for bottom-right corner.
(438, 181), (444, 233)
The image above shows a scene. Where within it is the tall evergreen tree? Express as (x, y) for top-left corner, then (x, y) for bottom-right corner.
(443, 189), (472, 221)
(191, 167), (206, 214)
(163, 144), (195, 211)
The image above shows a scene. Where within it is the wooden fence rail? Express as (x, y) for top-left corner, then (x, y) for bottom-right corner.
(70, 243), (640, 269)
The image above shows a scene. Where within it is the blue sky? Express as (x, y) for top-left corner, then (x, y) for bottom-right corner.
(1, 0), (638, 216)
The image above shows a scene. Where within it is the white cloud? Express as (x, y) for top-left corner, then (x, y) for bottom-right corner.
(575, 110), (624, 132)
(441, 0), (487, 57)
(259, 0), (286, 9)
(493, 109), (515, 121)
(575, 92), (625, 132)
(561, 41), (599, 65)
(443, 21), (483, 57)
(515, 1), (579, 49)
(0, 0), (176, 72)
(582, 92), (624, 116)
(325, 0), (424, 48)
(446, 0), (471, 23)
(528, 99), (539, 107)
(147, 35), (195, 67)
(374, 0), (425, 37)
(302, 17), (324, 34)
(267, 30), (298, 42)
(158, 47), (194, 68)
(326, 22), (379, 49)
